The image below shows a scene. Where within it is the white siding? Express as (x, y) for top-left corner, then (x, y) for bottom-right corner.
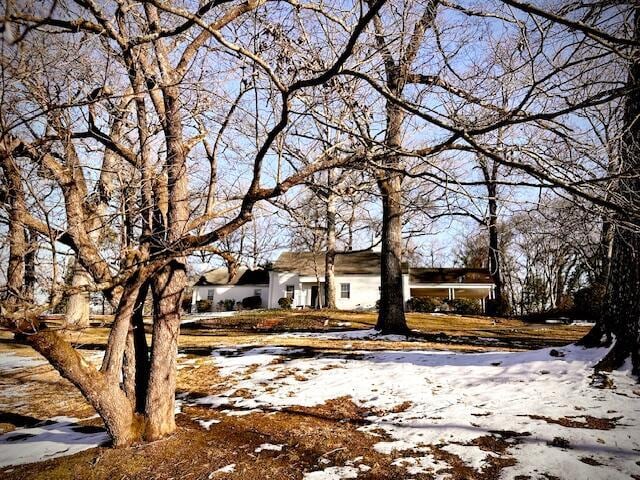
(268, 271), (300, 308)
(192, 284), (268, 311)
(334, 274), (380, 310)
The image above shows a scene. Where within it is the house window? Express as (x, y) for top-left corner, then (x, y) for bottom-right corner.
(207, 289), (215, 301)
(254, 288), (262, 297)
(285, 285), (294, 300)
(340, 283), (350, 299)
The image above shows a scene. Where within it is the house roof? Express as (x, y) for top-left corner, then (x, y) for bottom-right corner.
(194, 267), (269, 286)
(409, 268), (493, 284)
(273, 250), (409, 276)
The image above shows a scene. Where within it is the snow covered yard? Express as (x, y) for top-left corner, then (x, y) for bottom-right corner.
(188, 332), (640, 479)
(0, 324), (638, 479)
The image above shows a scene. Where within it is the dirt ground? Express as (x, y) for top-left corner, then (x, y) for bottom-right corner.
(0, 312), (593, 480)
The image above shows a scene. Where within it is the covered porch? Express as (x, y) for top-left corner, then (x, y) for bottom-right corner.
(410, 283), (495, 312)
(296, 277), (326, 308)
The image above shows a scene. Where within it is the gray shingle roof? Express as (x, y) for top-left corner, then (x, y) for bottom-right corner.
(194, 267), (269, 286)
(273, 250), (409, 275)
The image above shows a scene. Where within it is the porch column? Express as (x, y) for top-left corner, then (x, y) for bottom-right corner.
(191, 288), (199, 313)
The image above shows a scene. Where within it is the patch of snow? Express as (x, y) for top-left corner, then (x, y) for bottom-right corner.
(197, 341), (640, 479)
(209, 463), (236, 477)
(0, 352), (47, 373)
(0, 416), (109, 467)
(441, 443), (495, 470)
(254, 443), (284, 453)
(197, 419), (221, 430)
(279, 328), (409, 342)
(211, 346), (295, 377)
(372, 440), (415, 454)
(392, 455), (449, 477)
(222, 408), (262, 416)
(303, 466), (360, 479)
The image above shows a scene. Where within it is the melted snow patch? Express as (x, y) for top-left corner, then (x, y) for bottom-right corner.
(197, 418), (221, 430)
(280, 328), (409, 342)
(441, 443), (495, 470)
(303, 466), (360, 479)
(209, 463), (235, 477)
(392, 455), (449, 477)
(255, 443), (284, 453)
(0, 352), (46, 373)
(0, 416), (109, 467)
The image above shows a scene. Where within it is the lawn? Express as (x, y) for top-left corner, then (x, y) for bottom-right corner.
(1, 312), (638, 480)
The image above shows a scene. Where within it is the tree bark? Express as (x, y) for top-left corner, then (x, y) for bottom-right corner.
(593, 10), (640, 374)
(122, 281), (150, 413)
(376, 99), (409, 333)
(65, 258), (91, 327)
(143, 77), (189, 440)
(486, 181), (507, 316)
(376, 172), (408, 334)
(145, 261), (185, 440)
(1, 151), (27, 304)
(325, 189), (337, 309)
(27, 330), (141, 446)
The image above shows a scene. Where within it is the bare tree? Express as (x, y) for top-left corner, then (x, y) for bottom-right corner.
(0, 0), (384, 445)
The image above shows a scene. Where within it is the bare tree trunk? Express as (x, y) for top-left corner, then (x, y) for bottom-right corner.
(376, 172), (408, 334)
(578, 219), (614, 347)
(65, 259), (91, 327)
(145, 261), (185, 440)
(593, 10), (640, 374)
(486, 183), (506, 316)
(376, 100), (408, 333)
(1, 151), (27, 303)
(24, 229), (36, 302)
(28, 329), (141, 446)
(123, 281), (150, 413)
(325, 189), (337, 309)
(143, 78), (189, 439)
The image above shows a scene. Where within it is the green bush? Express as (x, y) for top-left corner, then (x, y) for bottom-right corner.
(196, 299), (212, 312)
(406, 297), (437, 313)
(446, 298), (482, 315)
(278, 297), (292, 309)
(242, 295), (262, 309)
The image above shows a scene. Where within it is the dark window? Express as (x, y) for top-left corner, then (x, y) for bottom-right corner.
(340, 283), (350, 299)
(285, 285), (294, 299)
(254, 289), (262, 296)
(207, 289), (215, 301)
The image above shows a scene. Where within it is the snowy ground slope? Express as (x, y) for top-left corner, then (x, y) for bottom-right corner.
(0, 417), (109, 468)
(193, 334), (640, 479)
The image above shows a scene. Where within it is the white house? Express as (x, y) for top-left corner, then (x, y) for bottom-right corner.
(191, 267), (269, 312)
(267, 250), (496, 310)
(191, 250), (496, 312)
